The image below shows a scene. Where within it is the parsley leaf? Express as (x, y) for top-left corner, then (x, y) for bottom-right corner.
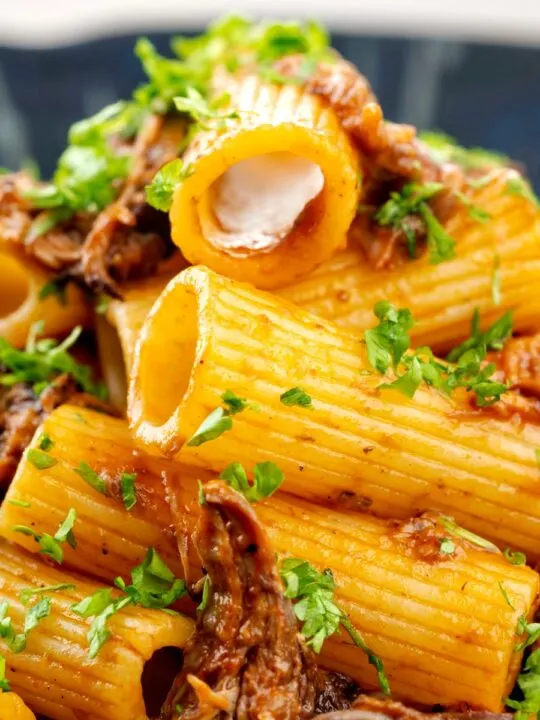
(8, 499), (31, 508)
(120, 473), (138, 511)
(439, 515), (498, 551)
(27, 449), (57, 470)
(197, 576), (211, 613)
(145, 158), (193, 212)
(187, 390), (254, 447)
(39, 279), (68, 305)
(38, 433), (54, 451)
(12, 508), (77, 564)
(72, 549), (185, 657)
(498, 582), (515, 610)
(280, 558), (389, 695)
(439, 537), (456, 555)
(280, 387), (313, 409)
(0, 324), (107, 399)
(418, 203), (456, 264)
(74, 462), (107, 495)
(504, 548), (527, 566)
(364, 301), (414, 374)
(0, 655), (10, 692)
(20, 583), (76, 605)
(447, 309), (513, 363)
(219, 461), (284, 503)
(23, 597), (51, 635)
(507, 649), (540, 719)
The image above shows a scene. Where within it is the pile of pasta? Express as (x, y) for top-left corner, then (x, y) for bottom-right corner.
(0, 15), (540, 720)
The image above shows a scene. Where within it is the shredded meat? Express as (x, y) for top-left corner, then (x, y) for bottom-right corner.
(161, 480), (357, 720)
(77, 114), (184, 296)
(316, 696), (512, 720)
(390, 512), (464, 563)
(0, 374), (111, 487)
(273, 55), (490, 270)
(0, 116), (182, 297)
(482, 334), (540, 423)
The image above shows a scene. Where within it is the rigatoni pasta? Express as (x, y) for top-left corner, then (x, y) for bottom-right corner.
(0, 539), (193, 720)
(278, 171), (540, 351)
(169, 74), (359, 289)
(0, 692), (36, 720)
(129, 266), (540, 557)
(3, 406), (537, 710)
(0, 243), (89, 348)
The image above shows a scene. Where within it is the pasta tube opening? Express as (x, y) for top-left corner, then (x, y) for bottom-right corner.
(131, 274), (207, 438)
(0, 251), (31, 318)
(169, 76), (359, 289)
(96, 314), (128, 412)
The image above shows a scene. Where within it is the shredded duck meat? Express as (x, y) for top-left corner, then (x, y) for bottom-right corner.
(77, 114), (184, 296)
(161, 480), (357, 720)
(483, 333), (540, 423)
(273, 55), (490, 270)
(316, 696), (512, 720)
(0, 374), (111, 487)
(0, 116), (182, 297)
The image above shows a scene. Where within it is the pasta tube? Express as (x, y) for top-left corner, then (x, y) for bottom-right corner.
(169, 74), (359, 289)
(0, 693), (36, 720)
(278, 171), (540, 350)
(2, 407), (537, 710)
(129, 266), (540, 557)
(97, 256), (186, 411)
(0, 243), (89, 347)
(0, 539), (193, 720)
(0, 405), (202, 582)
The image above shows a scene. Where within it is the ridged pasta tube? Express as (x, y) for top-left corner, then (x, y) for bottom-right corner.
(0, 693), (36, 719)
(278, 171), (540, 351)
(0, 243), (89, 347)
(2, 407), (538, 710)
(0, 539), (193, 720)
(169, 74), (359, 289)
(97, 256), (186, 411)
(129, 266), (540, 557)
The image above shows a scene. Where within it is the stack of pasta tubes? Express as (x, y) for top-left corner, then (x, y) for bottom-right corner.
(1, 14), (540, 720)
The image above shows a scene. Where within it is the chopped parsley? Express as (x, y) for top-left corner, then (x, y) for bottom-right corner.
(219, 461), (284, 503)
(506, 176), (540, 209)
(280, 387), (313, 409)
(507, 649), (540, 719)
(374, 182), (455, 264)
(12, 508), (77, 564)
(120, 473), (138, 511)
(364, 302), (510, 406)
(0, 597), (51, 654)
(0, 655), (9, 692)
(72, 549), (185, 657)
(454, 190), (492, 223)
(516, 616), (540, 652)
(27, 449), (57, 471)
(74, 462), (108, 495)
(145, 158), (193, 212)
(38, 279), (68, 305)
(498, 582), (515, 610)
(439, 538), (456, 555)
(197, 576), (211, 613)
(187, 390), (254, 447)
(0, 323), (107, 399)
(280, 558), (389, 695)
(439, 515), (499, 552)
(19, 583), (76, 605)
(7, 499), (31, 508)
(504, 548), (527, 566)
(38, 433), (54, 451)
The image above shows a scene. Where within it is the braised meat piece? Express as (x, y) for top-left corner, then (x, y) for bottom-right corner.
(319, 696), (512, 720)
(0, 374), (111, 487)
(161, 480), (357, 720)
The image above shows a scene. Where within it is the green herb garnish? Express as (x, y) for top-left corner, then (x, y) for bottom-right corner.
(219, 461), (284, 503)
(504, 548), (527, 566)
(187, 390), (254, 447)
(280, 387), (313, 409)
(120, 473), (138, 511)
(27, 449), (57, 470)
(12, 508), (77, 564)
(280, 558), (389, 695)
(74, 462), (107, 495)
(506, 176), (540, 209)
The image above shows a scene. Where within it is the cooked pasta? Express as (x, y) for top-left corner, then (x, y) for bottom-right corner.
(1, 13), (540, 720)
(0, 692), (36, 720)
(169, 74), (360, 289)
(3, 407), (537, 710)
(0, 539), (193, 720)
(129, 265), (540, 557)
(0, 243), (89, 348)
(278, 170), (540, 351)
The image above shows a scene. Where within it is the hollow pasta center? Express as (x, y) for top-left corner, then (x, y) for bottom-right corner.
(207, 152), (324, 253)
